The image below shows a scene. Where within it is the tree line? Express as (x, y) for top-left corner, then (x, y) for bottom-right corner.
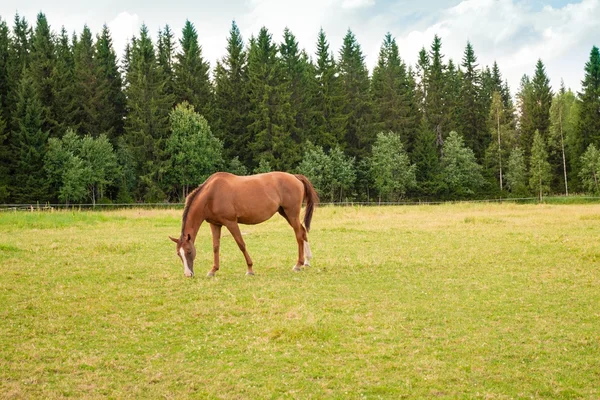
(0, 12), (599, 204)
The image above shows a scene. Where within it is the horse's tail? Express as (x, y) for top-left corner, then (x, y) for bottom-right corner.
(294, 174), (319, 232)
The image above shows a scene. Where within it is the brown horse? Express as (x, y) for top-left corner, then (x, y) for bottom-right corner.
(169, 171), (318, 277)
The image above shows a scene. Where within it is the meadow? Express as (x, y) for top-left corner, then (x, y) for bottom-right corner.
(1, 203), (599, 399)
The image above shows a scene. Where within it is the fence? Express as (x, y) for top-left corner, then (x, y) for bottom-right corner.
(2, 196), (600, 212)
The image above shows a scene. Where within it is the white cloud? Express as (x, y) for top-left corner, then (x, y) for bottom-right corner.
(341, 0), (375, 9)
(108, 11), (140, 59)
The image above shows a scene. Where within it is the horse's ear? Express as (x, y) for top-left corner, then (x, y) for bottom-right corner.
(186, 233), (191, 242)
(169, 236), (179, 244)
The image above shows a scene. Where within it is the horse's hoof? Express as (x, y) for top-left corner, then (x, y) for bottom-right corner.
(303, 262), (311, 267)
(246, 271), (255, 276)
(292, 265), (302, 272)
(207, 271), (215, 277)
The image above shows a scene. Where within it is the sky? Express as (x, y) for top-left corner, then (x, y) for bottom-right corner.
(1, 0), (598, 95)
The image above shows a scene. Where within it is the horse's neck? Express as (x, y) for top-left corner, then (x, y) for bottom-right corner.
(183, 197), (205, 242)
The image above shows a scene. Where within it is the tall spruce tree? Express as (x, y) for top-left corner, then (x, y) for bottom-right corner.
(214, 21), (249, 164)
(519, 60), (552, 159)
(312, 28), (345, 150)
(247, 27), (296, 170)
(95, 24), (126, 140)
(0, 18), (10, 123)
(423, 35), (450, 152)
(52, 26), (78, 134)
(124, 25), (173, 200)
(29, 13), (56, 136)
(11, 70), (50, 203)
(174, 20), (213, 122)
(412, 118), (442, 197)
(338, 29), (372, 160)
(157, 25), (176, 104)
(7, 13), (31, 126)
(574, 46), (600, 177)
(280, 28), (314, 146)
(371, 33), (419, 152)
(458, 42), (488, 160)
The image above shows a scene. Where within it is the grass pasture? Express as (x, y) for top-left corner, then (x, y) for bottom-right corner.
(1, 204), (600, 398)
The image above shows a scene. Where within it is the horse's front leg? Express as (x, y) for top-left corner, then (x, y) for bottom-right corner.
(225, 221), (254, 275)
(207, 223), (222, 277)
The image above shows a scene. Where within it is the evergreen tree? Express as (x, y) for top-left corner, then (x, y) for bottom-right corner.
(0, 105), (8, 201)
(412, 118), (442, 197)
(486, 91), (515, 191)
(73, 25), (103, 137)
(458, 42), (488, 160)
(423, 35), (449, 151)
(10, 71), (50, 203)
(280, 28), (314, 146)
(124, 25), (173, 200)
(311, 28), (345, 150)
(52, 27), (78, 133)
(338, 29), (372, 160)
(371, 33), (419, 152)
(29, 13), (56, 136)
(174, 20), (213, 122)
(214, 21), (249, 163)
(444, 58), (462, 134)
(529, 130), (551, 201)
(247, 27), (296, 170)
(157, 25), (176, 103)
(519, 60), (552, 159)
(574, 46), (600, 179)
(505, 147), (528, 196)
(6, 13), (31, 125)
(0, 18), (10, 123)
(95, 24), (126, 140)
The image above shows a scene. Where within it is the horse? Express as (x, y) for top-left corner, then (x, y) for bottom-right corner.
(169, 171), (319, 277)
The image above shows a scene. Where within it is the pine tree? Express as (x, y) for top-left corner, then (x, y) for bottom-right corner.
(519, 60), (552, 160)
(280, 28), (314, 146)
(10, 71), (50, 203)
(6, 13), (31, 125)
(371, 33), (419, 152)
(0, 18), (10, 123)
(29, 13), (56, 136)
(124, 25), (174, 200)
(214, 21), (249, 164)
(247, 27), (296, 170)
(174, 20), (213, 122)
(529, 130), (551, 201)
(423, 35), (450, 152)
(311, 28), (345, 150)
(574, 46), (600, 177)
(73, 25), (103, 137)
(458, 42), (488, 160)
(412, 118), (442, 197)
(338, 29), (372, 160)
(95, 24), (126, 140)
(157, 25), (176, 103)
(444, 59), (462, 135)
(52, 26), (78, 134)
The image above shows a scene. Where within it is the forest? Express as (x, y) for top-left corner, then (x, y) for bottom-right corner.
(0, 12), (599, 204)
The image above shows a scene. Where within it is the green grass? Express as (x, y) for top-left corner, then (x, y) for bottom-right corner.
(1, 204), (599, 398)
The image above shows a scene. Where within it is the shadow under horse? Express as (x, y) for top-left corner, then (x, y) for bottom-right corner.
(170, 171), (319, 277)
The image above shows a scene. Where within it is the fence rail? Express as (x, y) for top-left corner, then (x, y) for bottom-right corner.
(3, 196), (600, 212)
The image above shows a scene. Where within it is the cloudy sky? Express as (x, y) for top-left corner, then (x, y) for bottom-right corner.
(1, 0), (598, 94)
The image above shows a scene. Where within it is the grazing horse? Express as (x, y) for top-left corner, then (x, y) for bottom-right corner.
(169, 171), (318, 277)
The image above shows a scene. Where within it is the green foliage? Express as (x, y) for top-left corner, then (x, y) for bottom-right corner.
(578, 144), (600, 194)
(297, 142), (356, 202)
(253, 158), (272, 174)
(412, 118), (443, 197)
(370, 132), (415, 201)
(214, 21), (249, 164)
(441, 131), (484, 197)
(529, 130), (552, 200)
(165, 102), (223, 201)
(505, 147), (528, 196)
(338, 29), (372, 160)
(247, 27), (296, 171)
(548, 85), (576, 194)
(174, 21), (213, 122)
(226, 156), (248, 176)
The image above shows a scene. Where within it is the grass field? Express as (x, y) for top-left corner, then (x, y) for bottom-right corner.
(1, 203), (599, 398)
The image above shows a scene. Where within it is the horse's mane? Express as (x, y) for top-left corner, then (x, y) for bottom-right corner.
(181, 182), (207, 238)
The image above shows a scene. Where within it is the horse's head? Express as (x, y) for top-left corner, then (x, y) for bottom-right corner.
(169, 234), (196, 277)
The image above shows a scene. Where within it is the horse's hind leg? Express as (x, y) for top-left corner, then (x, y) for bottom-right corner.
(288, 216), (308, 272)
(208, 223), (222, 277)
(225, 221), (254, 275)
